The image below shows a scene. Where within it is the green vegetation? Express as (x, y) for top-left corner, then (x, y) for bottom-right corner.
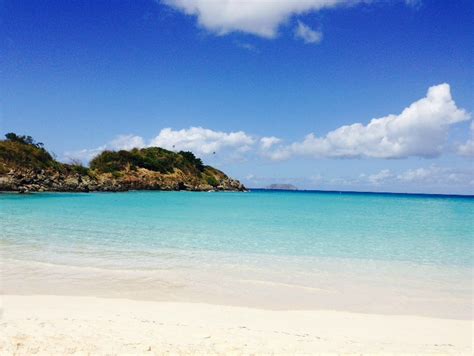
(90, 147), (206, 174)
(69, 162), (90, 175)
(206, 175), (219, 187)
(178, 151), (204, 171)
(0, 133), (61, 171)
(0, 133), (240, 191)
(0, 133), (211, 177)
(4, 132), (44, 148)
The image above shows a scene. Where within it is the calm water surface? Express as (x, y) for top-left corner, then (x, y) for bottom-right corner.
(1, 190), (473, 318)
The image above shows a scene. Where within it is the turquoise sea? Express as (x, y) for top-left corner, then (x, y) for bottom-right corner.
(1, 190), (473, 319)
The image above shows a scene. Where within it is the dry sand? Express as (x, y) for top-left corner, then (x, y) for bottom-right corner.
(1, 295), (472, 355)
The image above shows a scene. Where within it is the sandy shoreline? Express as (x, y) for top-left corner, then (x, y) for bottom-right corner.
(1, 295), (472, 355)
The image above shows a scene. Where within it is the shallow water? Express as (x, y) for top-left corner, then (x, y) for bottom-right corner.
(1, 190), (473, 319)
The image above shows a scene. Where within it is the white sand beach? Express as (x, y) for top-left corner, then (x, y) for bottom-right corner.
(1, 295), (472, 355)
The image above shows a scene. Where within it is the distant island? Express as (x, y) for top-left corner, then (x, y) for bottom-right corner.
(0, 133), (245, 193)
(265, 184), (298, 190)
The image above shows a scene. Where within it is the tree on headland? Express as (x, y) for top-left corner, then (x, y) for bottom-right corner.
(178, 151), (204, 171)
(5, 133), (44, 148)
(1, 133), (58, 170)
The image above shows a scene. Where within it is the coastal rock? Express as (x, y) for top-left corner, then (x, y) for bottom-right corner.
(0, 136), (247, 193)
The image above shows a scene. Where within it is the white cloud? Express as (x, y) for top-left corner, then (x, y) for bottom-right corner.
(62, 84), (471, 167)
(63, 134), (146, 163)
(63, 146), (106, 163)
(260, 136), (282, 150)
(397, 167), (434, 182)
(268, 84), (470, 160)
(63, 127), (255, 164)
(149, 127), (255, 155)
(396, 166), (474, 185)
(364, 166), (474, 187)
(243, 166), (474, 192)
(162, 0), (359, 38)
(368, 169), (393, 185)
(108, 134), (145, 151)
(458, 121), (474, 157)
(294, 21), (322, 44)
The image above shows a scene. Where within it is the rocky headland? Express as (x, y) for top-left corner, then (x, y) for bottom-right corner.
(0, 133), (246, 193)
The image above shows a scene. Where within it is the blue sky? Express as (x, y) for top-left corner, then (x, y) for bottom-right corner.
(2, 0), (473, 194)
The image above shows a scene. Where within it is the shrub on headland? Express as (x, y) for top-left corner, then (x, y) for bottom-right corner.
(5, 132), (44, 148)
(0, 133), (61, 171)
(90, 148), (206, 174)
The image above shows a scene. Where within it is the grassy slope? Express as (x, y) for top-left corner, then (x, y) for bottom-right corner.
(0, 140), (62, 173)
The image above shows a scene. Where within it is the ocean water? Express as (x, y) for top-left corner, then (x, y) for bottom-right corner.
(1, 190), (473, 319)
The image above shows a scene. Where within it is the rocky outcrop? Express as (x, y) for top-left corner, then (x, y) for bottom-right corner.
(0, 167), (246, 193)
(0, 135), (246, 193)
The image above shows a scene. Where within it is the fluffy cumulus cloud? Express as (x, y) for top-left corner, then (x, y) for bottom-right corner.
(63, 147), (105, 163)
(457, 121), (474, 157)
(108, 134), (145, 151)
(260, 136), (282, 150)
(294, 21), (322, 44)
(64, 128), (255, 163)
(63, 134), (145, 163)
(267, 84), (470, 160)
(162, 0), (358, 38)
(63, 85), (471, 165)
(149, 127), (254, 155)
